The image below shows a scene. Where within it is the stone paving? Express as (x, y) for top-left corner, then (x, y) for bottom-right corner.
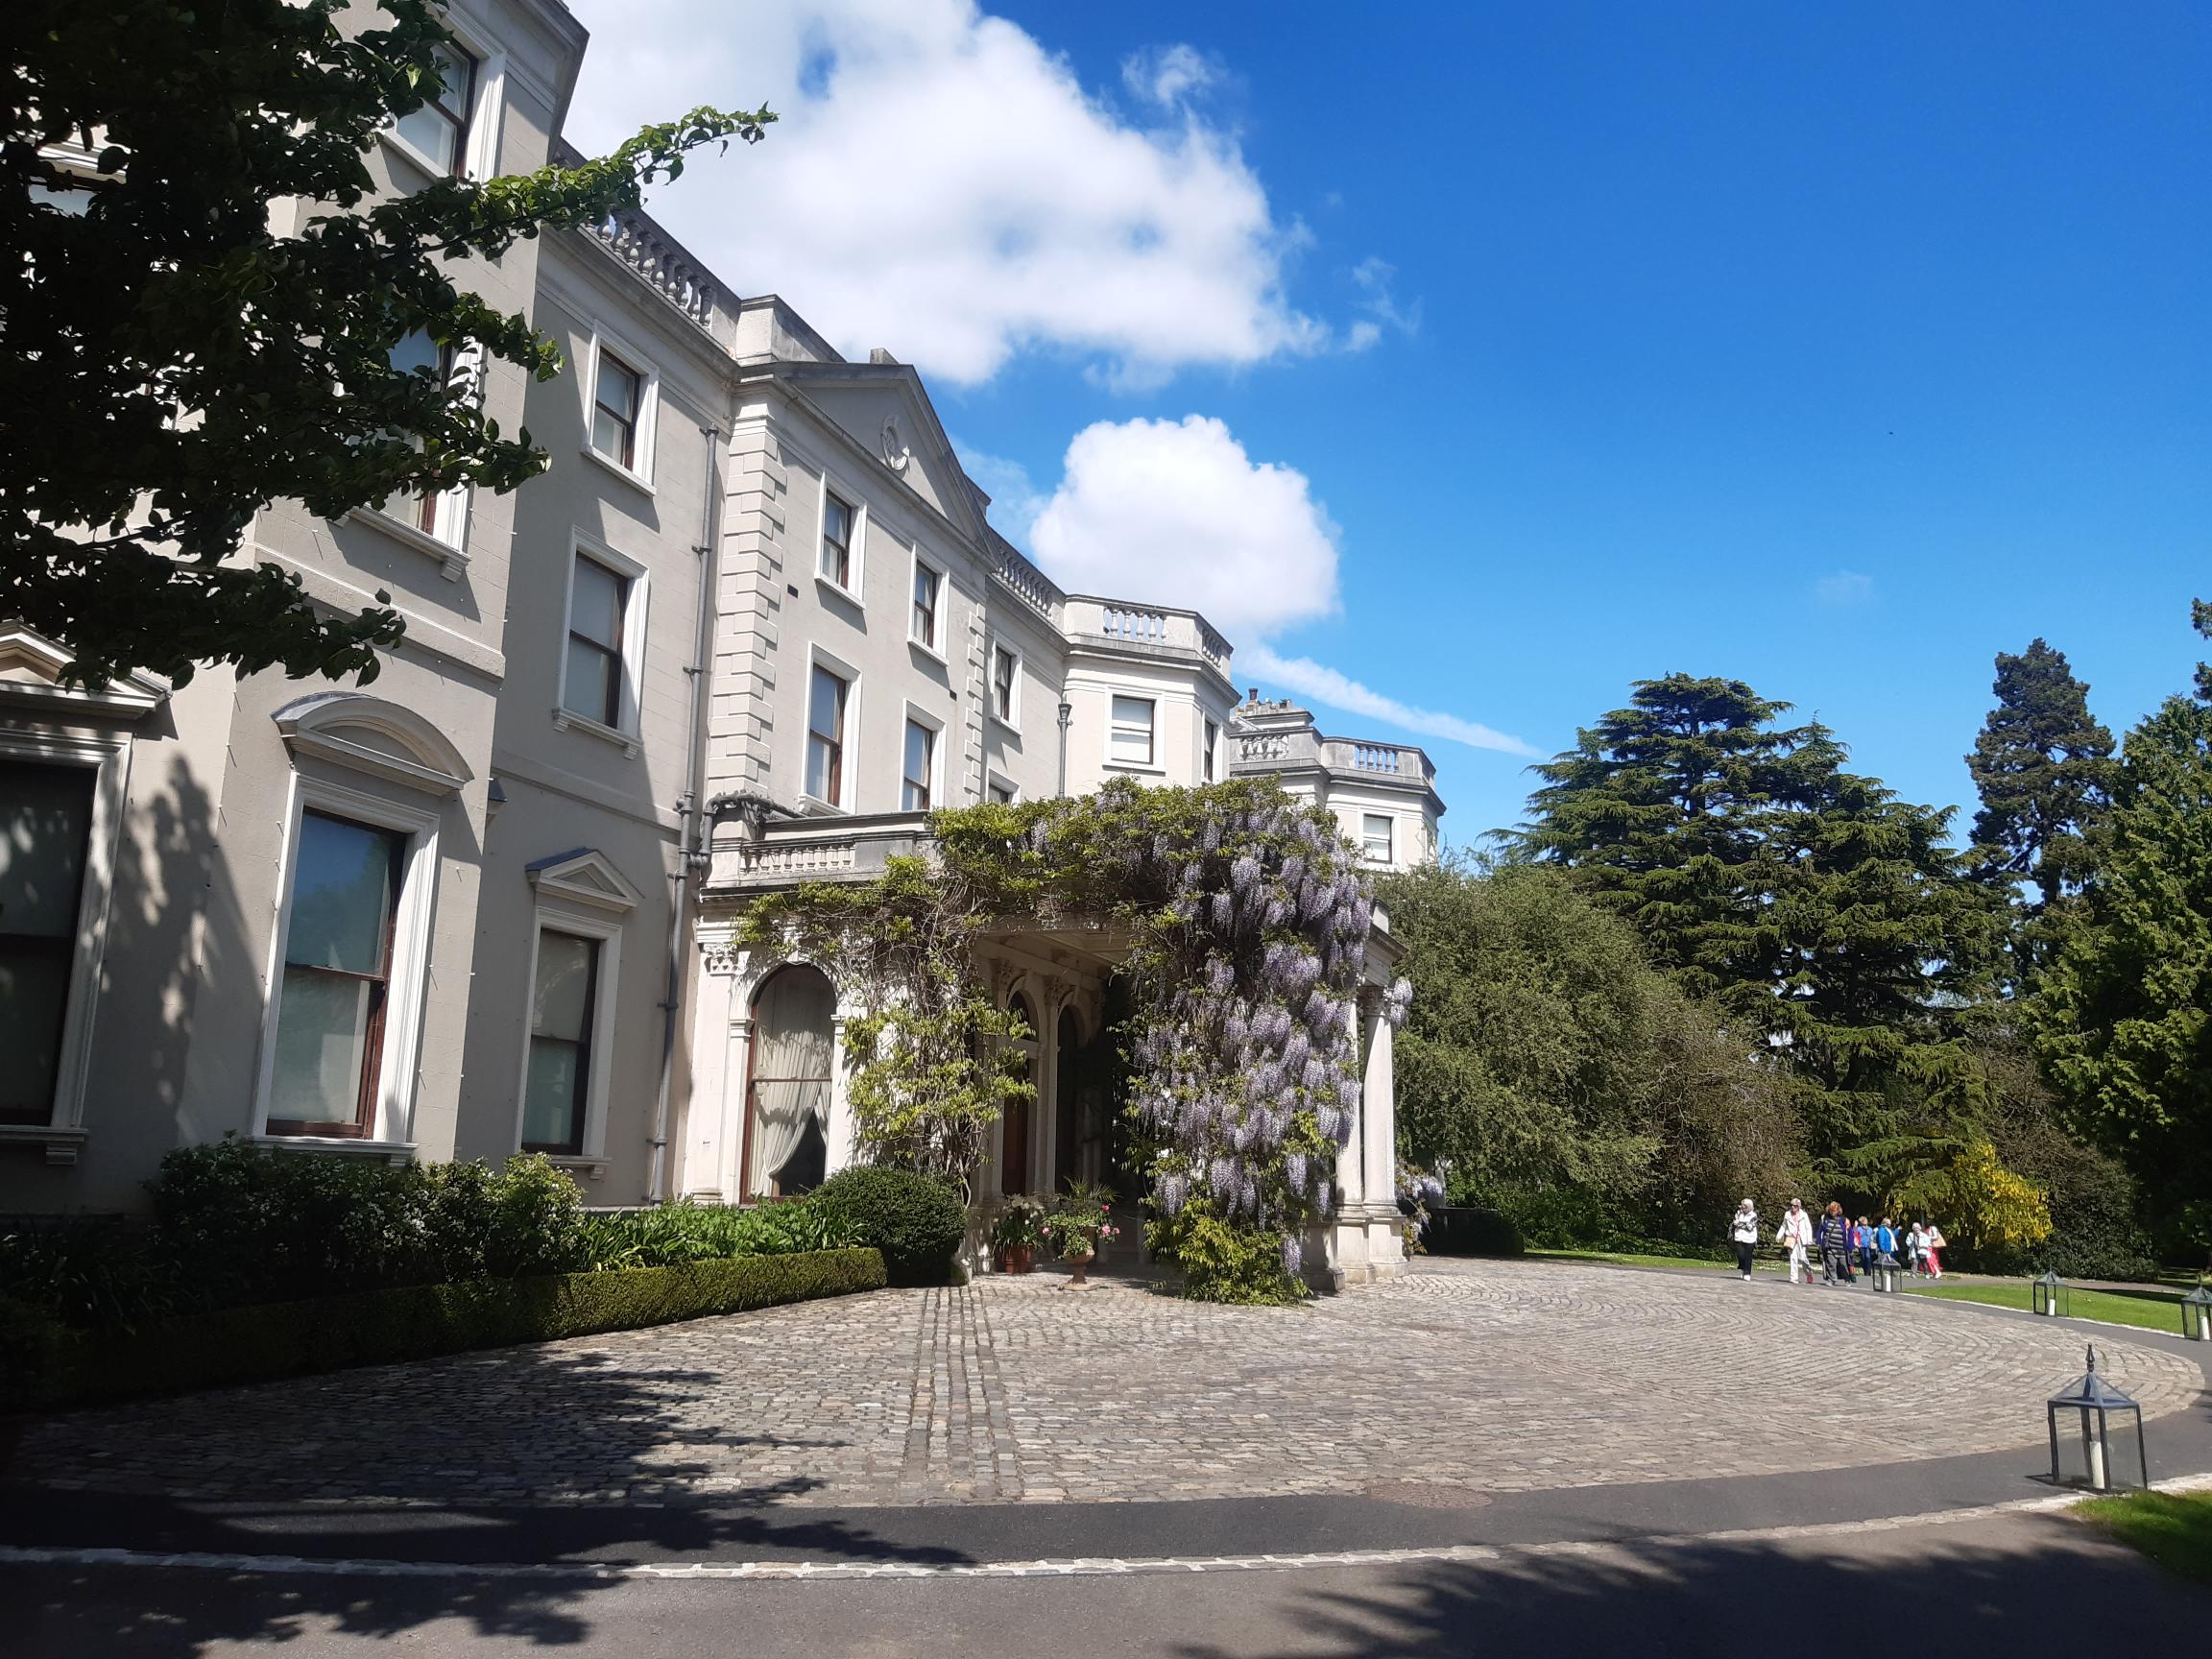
(8, 1261), (2202, 1508)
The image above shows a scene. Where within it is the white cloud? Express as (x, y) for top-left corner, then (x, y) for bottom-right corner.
(562, 0), (1328, 386)
(1816, 570), (1876, 606)
(1346, 256), (1421, 351)
(1003, 417), (1532, 756)
(1242, 645), (1542, 758)
(1029, 416), (1339, 637)
(951, 439), (1049, 545)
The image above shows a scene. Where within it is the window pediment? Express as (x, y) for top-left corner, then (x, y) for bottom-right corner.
(273, 692), (472, 795)
(0, 626), (170, 722)
(525, 847), (643, 914)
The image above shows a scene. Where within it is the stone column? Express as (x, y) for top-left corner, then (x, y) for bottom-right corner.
(823, 997), (860, 1177)
(682, 939), (749, 1203)
(1362, 1001), (1396, 1209)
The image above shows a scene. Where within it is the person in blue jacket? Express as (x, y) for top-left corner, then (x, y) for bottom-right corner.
(1875, 1215), (1898, 1263)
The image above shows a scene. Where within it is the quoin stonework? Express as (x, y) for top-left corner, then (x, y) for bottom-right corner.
(0, 0), (1440, 1286)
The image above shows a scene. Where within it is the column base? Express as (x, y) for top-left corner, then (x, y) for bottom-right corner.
(1308, 1202), (1407, 1291)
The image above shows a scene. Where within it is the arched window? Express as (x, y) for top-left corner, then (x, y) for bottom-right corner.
(749, 965), (834, 1196)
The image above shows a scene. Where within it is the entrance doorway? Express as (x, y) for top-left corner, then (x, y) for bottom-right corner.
(746, 965), (833, 1196)
(1001, 991), (1038, 1193)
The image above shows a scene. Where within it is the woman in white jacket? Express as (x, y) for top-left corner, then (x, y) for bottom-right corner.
(1729, 1199), (1761, 1280)
(1775, 1198), (1815, 1285)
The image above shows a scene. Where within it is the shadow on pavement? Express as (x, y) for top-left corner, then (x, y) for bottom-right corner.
(1167, 1510), (2212, 1658)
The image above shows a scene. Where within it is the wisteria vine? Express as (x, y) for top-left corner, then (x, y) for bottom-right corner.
(742, 777), (1412, 1298)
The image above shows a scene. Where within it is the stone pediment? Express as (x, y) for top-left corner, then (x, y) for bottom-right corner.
(273, 691), (471, 796)
(525, 847), (644, 913)
(778, 364), (988, 541)
(0, 625), (170, 721)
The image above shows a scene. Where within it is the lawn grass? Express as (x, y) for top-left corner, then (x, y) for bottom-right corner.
(2076, 1488), (2212, 1584)
(1904, 1278), (2197, 1334)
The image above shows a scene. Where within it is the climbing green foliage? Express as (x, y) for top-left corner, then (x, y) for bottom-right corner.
(737, 779), (1402, 1297)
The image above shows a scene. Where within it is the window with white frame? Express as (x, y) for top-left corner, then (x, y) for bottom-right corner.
(902, 717), (936, 811)
(521, 929), (600, 1155)
(911, 560), (941, 650)
(991, 645), (1019, 725)
(987, 776), (1016, 805)
(392, 39), (477, 177)
(564, 552), (631, 730)
(806, 662), (851, 805)
(1204, 719), (1219, 782)
(1361, 812), (1395, 864)
(0, 759), (96, 1126)
(1109, 695), (1156, 767)
(378, 329), (466, 546)
(590, 350), (643, 470)
(266, 810), (409, 1138)
(820, 491), (856, 589)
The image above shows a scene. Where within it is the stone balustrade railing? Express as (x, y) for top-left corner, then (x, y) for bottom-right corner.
(987, 539), (1061, 620)
(583, 207), (726, 333)
(1324, 738), (1434, 782)
(1064, 597), (1234, 674)
(705, 813), (927, 893)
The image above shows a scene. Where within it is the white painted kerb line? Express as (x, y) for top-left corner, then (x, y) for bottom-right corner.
(6, 1475), (2209, 1583)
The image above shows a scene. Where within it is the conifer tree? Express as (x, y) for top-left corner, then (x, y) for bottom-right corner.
(2029, 604), (2212, 1240)
(1965, 639), (2114, 912)
(1513, 675), (1815, 1016)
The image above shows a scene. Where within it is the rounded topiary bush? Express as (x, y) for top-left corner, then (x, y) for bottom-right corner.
(808, 1166), (967, 1286)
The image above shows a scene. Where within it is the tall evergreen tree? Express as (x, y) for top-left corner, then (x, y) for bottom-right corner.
(1513, 675), (1816, 1014)
(1521, 678), (2004, 1187)
(2027, 692), (2212, 1232)
(1965, 639), (2114, 911)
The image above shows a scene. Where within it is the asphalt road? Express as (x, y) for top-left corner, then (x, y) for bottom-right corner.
(7, 1506), (2208, 1658)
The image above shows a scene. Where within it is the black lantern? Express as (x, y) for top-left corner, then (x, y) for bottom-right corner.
(2182, 1284), (2212, 1343)
(2032, 1269), (2070, 1318)
(1869, 1251), (1901, 1294)
(2046, 1345), (2149, 1493)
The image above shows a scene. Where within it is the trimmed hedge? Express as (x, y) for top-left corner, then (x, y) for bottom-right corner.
(6, 1247), (885, 1412)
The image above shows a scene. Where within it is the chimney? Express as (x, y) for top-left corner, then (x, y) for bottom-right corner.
(868, 348), (898, 365)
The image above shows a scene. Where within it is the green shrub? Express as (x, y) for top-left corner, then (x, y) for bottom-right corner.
(1423, 1206), (1525, 1258)
(0, 1215), (180, 1329)
(144, 1142), (591, 1310)
(22, 1248), (886, 1411)
(808, 1166), (968, 1286)
(582, 1196), (857, 1268)
(0, 1294), (70, 1412)
(1147, 1201), (1307, 1305)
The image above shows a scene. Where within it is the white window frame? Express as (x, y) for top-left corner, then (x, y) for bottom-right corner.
(802, 644), (860, 812)
(513, 907), (624, 1170)
(252, 776), (443, 1151)
(1106, 693), (1158, 771)
(907, 546), (949, 662)
(581, 326), (661, 492)
(0, 729), (132, 1162)
(989, 641), (1022, 731)
(380, 22), (506, 185)
(815, 472), (867, 605)
(1361, 812), (1396, 865)
(985, 769), (1019, 805)
(900, 701), (946, 813)
(553, 531), (649, 754)
(1204, 718), (1220, 782)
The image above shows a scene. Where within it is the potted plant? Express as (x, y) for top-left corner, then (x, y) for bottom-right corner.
(1040, 1182), (1118, 1286)
(990, 1194), (1047, 1274)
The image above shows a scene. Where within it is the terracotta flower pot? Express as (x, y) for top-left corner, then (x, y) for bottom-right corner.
(1064, 1246), (1094, 1286)
(995, 1243), (1035, 1275)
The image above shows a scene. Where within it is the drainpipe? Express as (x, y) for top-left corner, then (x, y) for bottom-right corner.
(1055, 699), (1072, 798)
(647, 419), (723, 1202)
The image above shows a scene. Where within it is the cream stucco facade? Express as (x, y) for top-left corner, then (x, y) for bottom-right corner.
(1, 0), (1439, 1285)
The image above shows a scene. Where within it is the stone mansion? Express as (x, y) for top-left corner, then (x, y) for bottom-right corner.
(2, 0), (1441, 1279)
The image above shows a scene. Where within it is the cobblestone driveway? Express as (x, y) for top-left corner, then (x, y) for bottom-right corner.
(10, 1262), (2201, 1507)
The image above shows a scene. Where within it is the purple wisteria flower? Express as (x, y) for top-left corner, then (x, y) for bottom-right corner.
(1285, 1150), (1308, 1191)
(1280, 1236), (1303, 1279)
(1159, 1172), (1187, 1215)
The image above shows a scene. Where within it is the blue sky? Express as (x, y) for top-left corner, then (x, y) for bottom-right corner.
(570, 1), (2210, 846)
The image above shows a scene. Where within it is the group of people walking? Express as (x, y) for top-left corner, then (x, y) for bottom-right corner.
(1729, 1199), (1945, 1285)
